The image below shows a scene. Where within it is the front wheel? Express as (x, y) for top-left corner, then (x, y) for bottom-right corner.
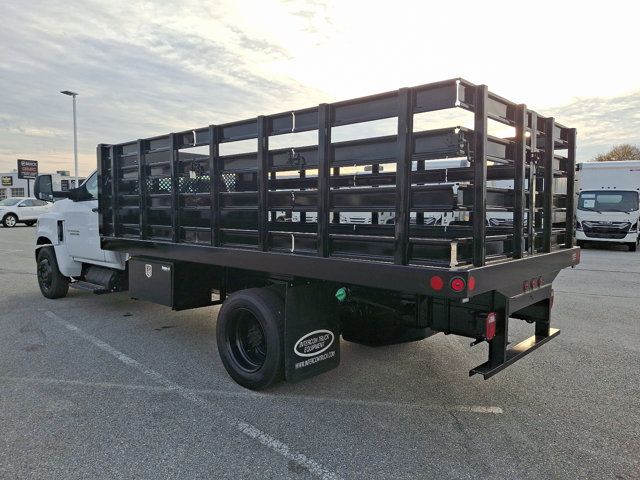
(37, 247), (69, 299)
(216, 288), (285, 390)
(628, 242), (637, 252)
(3, 214), (17, 228)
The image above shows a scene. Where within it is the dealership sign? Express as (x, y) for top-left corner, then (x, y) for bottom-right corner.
(17, 159), (38, 180)
(1, 176), (12, 186)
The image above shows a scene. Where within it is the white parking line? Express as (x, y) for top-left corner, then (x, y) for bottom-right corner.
(44, 310), (342, 480)
(0, 375), (504, 414)
(0, 249), (24, 254)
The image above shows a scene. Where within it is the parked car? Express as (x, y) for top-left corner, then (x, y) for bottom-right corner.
(0, 197), (52, 227)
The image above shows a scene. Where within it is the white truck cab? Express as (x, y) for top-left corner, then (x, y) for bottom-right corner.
(33, 171), (127, 298)
(575, 161), (640, 252)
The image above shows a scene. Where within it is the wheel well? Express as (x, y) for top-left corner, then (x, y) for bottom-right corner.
(35, 237), (53, 260)
(2, 211), (17, 221)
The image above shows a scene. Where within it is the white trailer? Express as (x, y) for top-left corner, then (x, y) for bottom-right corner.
(575, 161), (640, 251)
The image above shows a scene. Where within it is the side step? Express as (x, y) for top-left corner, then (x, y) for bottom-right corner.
(469, 328), (560, 379)
(70, 281), (112, 295)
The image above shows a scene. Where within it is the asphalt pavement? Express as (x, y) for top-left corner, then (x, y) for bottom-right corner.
(0, 225), (638, 479)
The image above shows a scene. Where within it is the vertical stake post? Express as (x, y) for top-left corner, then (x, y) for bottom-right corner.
(257, 116), (269, 251)
(317, 104), (331, 257)
(514, 104), (527, 258)
(543, 117), (555, 252)
(472, 85), (488, 266)
(394, 88), (413, 265)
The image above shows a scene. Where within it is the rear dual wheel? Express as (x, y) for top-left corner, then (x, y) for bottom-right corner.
(216, 288), (285, 390)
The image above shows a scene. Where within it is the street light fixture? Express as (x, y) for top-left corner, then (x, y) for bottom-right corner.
(60, 90), (79, 187)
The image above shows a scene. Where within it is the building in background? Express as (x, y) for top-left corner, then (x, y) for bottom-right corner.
(0, 170), (85, 200)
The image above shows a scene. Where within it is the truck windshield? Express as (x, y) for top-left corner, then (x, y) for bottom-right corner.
(578, 191), (639, 212)
(0, 198), (22, 206)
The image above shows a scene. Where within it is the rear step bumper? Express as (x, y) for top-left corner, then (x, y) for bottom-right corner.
(469, 328), (560, 379)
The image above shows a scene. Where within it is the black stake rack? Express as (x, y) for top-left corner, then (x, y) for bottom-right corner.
(98, 78), (578, 298)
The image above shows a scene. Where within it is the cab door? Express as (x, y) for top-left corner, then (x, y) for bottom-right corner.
(64, 173), (106, 262)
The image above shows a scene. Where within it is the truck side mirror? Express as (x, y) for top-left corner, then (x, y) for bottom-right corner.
(34, 175), (53, 201)
(35, 174), (70, 201)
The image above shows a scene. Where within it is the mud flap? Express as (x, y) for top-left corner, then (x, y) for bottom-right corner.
(284, 281), (340, 383)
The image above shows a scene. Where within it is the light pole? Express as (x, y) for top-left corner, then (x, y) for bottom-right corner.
(60, 90), (79, 187)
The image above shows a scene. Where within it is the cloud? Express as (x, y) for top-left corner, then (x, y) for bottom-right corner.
(0, 0), (325, 175)
(551, 91), (640, 161)
(0, 0), (638, 174)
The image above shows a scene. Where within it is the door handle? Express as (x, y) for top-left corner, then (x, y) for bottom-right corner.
(92, 207), (99, 212)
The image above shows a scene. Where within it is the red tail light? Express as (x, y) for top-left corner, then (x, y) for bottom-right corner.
(468, 276), (476, 292)
(485, 312), (496, 341)
(430, 275), (444, 291)
(450, 277), (466, 292)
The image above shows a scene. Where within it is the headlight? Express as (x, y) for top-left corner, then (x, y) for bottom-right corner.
(576, 220), (582, 230)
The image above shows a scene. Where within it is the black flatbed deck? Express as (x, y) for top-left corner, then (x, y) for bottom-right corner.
(104, 237), (580, 298)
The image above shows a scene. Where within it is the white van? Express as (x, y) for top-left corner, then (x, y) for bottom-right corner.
(575, 161), (640, 251)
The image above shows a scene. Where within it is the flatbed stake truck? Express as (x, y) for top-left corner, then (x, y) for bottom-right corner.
(34, 78), (579, 389)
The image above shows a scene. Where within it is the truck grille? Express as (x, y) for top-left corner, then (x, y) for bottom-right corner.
(583, 221), (630, 239)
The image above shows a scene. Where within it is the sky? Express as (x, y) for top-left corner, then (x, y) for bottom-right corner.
(1, 0), (640, 176)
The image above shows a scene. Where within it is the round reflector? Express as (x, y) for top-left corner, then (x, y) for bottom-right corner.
(450, 277), (466, 292)
(430, 275), (444, 291)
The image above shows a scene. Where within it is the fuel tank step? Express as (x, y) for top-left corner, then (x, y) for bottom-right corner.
(69, 280), (111, 294)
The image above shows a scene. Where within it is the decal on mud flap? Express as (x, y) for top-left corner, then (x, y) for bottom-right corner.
(294, 330), (335, 358)
(145, 264), (152, 278)
(284, 283), (340, 383)
(293, 330), (336, 371)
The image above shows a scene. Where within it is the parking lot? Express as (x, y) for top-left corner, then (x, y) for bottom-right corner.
(0, 225), (638, 479)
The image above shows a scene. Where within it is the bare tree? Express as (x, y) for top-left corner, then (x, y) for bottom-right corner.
(593, 144), (640, 162)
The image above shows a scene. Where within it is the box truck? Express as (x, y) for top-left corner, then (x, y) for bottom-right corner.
(575, 161), (640, 251)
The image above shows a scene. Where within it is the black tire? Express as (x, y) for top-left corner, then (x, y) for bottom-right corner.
(37, 247), (69, 299)
(577, 240), (585, 248)
(628, 242), (637, 252)
(2, 213), (18, 228)
(25, 220), (36, 227)
(216, 288), (285, 390)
